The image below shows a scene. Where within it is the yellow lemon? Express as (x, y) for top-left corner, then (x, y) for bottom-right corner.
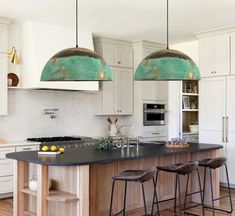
(50, 146), (57, 151)
(59, 147), (65, 153)
(42, 146), (49, 151)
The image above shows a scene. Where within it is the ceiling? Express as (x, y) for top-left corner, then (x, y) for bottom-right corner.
(0, 0), (235, 44)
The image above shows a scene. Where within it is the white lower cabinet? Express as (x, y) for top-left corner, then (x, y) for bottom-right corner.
(0, 176), (13, 194)
(0, 159), (13, 177)
(0, 144), (39, 196)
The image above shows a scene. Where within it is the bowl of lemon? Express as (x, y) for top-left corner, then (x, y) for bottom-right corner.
(38, 145), (65, 155)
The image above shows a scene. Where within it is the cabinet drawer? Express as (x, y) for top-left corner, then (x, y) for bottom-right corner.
(0, 176), (13, 194)
(16, 145), (37, 152)
(0, 159), (12, 176)
(0, 147), (15, 159)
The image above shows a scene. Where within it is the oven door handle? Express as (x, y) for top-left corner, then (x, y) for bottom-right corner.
(144, 110), (165, 113)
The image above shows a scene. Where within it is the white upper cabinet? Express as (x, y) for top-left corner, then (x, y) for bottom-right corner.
(0, 53), (7, 115)
(94, 38), (133, 68)
(230, 33), (235, 75)
(118, 68), (133, 114)
(0, 24), (7, 52)
(0, 20), (9, 116)
(19, 21), (98, 91)
(199, 35), (230, 77)
(94, 38), (134, 115)
(140, 46), (168, 101)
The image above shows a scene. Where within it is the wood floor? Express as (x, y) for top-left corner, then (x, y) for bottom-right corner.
(0, 188), (234, 216)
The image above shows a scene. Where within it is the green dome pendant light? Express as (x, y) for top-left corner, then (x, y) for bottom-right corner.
(41, 0), (112, 81)
(134, 0), (201, 81)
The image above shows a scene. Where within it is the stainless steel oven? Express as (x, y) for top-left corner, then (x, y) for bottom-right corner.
(143, 103), (165, 126)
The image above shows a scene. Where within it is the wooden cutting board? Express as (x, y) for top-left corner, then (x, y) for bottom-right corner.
(0, 140), (8, 144)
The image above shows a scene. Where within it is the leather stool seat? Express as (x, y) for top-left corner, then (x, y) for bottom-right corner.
(157, 161), (199, 175)
(113, 167), (156, 183)
(199, 157), (226, 169)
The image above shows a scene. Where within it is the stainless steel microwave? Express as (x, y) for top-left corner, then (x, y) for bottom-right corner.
(143, 103), (165, 126)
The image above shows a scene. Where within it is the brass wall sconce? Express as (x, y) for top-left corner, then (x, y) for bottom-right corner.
(7, 47), (20, 65)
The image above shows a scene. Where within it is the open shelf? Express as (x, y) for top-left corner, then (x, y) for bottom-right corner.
(182, 109), (199, 112)
(182, 93), (199, 96)
(22, 187), (78, 202)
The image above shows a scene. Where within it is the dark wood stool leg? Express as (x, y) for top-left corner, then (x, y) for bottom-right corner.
(202, 167), (207, 206)
(123, 181), (128, 216)
(178, 174), (182, 216)
(141, 182), (148, 216)
(209, 169), (215, 216)
(151, 170), (160, 216)
(225, 163), (233, 213)
(109, 180), (116, 216)
(174, 174), (179, 216)
(183, 174), (190, 211)
(196, 168), (205, 216)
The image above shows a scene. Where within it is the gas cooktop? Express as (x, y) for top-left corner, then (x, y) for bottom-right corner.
(27, 136), (82, 142)
(27, 136), (94, 149)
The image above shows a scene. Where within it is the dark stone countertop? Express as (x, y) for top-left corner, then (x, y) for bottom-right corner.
(6, 143), (223, 166)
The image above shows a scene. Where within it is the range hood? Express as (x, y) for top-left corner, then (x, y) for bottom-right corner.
(19, 21), (99, 91)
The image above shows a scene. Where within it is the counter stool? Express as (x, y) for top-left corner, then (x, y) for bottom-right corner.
(109, 167), (160, 216)
(151, 161), (204, 216)
(199, 157), (233, 215)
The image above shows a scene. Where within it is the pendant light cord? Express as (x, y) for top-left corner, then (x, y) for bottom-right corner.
(76, 0), (79, 47)
(167, 0), (169, 49)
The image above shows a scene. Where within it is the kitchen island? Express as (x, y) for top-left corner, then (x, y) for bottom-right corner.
(7, 143), (222, 216)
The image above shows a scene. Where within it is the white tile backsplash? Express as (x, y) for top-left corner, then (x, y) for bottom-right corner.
(0, 89), (109, 139)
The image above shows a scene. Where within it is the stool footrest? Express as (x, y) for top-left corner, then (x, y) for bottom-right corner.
(184, 203), (203, 210)
(186, 190), (203, 196)
(213, 195), (230, 201)
(112, 209), (124, 216)
(204, 205), (233, 214)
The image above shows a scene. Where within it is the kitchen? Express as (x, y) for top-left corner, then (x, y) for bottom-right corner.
(0, 0), (234, 215)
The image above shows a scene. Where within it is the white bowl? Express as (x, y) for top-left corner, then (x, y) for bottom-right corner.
(189, 125), (199, 133)
(29, 179), (52, 191)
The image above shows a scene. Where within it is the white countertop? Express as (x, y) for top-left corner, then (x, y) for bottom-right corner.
(0, 140), (40, 147)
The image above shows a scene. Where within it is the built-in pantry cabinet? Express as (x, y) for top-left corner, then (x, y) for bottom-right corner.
(94, 38), (134, 115)
(196, 27), (235, 185)
(0, 19), (9, 115)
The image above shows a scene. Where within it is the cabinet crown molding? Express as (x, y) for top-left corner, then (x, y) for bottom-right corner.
(93, 37), (132, 47)
(132, 40), (165, 49)
(194, 25), (235, 38)
(0, 17), (11, 25)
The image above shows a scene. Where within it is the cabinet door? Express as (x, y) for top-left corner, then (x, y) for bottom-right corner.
(118, 47), (133, 68)
(226, 132), (235, 184)
(0, 24), (7, 52)
(0, 53), (7, 115)
(142, 81), (157, 100)
(199, 77), (226, 131)
(199, 38), (215, 77)
(117, 68), (133, 115)
(102, 67), (118, 115)
(102, 45), (118, 67)
(230, 33), (235, 75)
(227, 76), (235, 132)
(214, 35), (230, 76)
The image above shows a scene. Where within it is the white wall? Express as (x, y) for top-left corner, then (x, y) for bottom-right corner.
(168, 40), (199, 138)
